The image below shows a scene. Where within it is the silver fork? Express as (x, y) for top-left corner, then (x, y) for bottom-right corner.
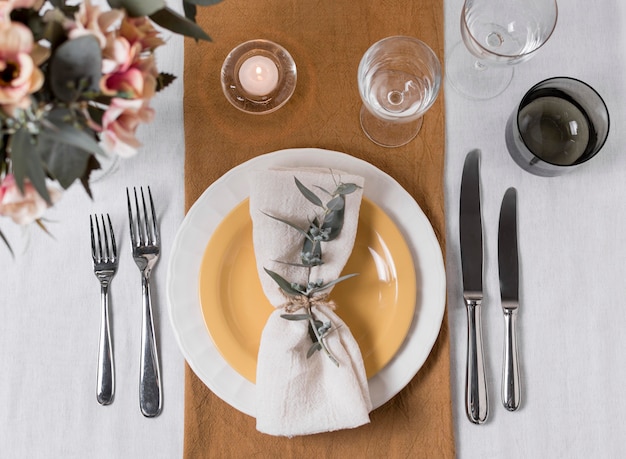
(90, 214), (117, 406)
(127, 186), (162, 418)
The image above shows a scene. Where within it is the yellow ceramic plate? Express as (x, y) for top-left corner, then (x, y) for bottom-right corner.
(199, 197), (416, 383)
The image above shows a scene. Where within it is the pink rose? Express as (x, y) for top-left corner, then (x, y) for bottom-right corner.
(99, 97), (155, 157)
(0, 21), (44, 115)
(0, 175), (62, 225)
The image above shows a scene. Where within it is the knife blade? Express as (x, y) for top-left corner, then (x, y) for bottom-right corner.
(459, 149), (488, 424)
(498, 187), (521, 411)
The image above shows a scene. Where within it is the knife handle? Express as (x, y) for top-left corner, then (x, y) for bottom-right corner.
(502, 309), (521, 411)
(465, 298), (488, 424)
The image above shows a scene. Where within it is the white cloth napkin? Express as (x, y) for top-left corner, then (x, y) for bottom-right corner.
(249, 167), (372, 437)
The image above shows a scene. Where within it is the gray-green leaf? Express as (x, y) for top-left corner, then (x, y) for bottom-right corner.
(326, 195), (344, 212)
(320, 207), (344, 240)
(336, 182), (361, 195)
(107, 0), (165, 17)
(311, 273), (359, 292)
(262, 211), (312, 240)
(280, 314), (312, 321)
(48, 35), (101, 102)
(306, 342), (322, 358)
(150, 7), (211, 41)
(11, 127), (51, 205)
(264, 268), (303, 296)
(295, 177), (323, 207)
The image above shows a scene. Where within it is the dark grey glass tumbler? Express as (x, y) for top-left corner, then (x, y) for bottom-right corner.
(505, 77), (609, 177)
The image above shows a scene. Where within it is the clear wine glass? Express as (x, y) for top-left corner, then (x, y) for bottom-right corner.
(357, 36), (441, 148)
(447, 0), (558, 100)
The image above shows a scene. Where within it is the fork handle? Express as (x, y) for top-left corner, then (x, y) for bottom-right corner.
(140, 275), (162, 417)
(97, 284), (114, 405)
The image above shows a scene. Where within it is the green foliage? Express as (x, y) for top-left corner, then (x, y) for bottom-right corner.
(263, 172), (361, 363)
(48, 36), (102, 102)
(150, 7), (211, 41)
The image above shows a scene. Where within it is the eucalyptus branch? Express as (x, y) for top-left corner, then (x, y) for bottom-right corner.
(265, 173), (361, 365)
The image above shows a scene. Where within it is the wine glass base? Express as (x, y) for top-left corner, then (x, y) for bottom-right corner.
(446, 42), (513, 100)
(359, 106), (423, 148)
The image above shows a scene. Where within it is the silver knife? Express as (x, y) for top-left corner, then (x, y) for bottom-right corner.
(498, 187), (521, 411)
(459, 149), (488, 424)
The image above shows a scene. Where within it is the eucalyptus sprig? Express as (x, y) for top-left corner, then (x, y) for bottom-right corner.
(264, 172), (361, 364)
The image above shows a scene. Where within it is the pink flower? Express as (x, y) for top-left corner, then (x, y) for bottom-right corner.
(68, 0), (124, 49)
(120, 16), (165, 52)
(0, 175), (62, 225)
(0, 21), (44, 115)
(100, 36), (157, 99)
(0, 0), (37, 23)
(99, 98), (154, 157)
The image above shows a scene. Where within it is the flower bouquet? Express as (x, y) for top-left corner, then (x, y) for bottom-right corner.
(0, 0), (217, 250)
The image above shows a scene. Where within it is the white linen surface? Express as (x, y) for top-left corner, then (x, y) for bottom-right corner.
(1, 0), (626, 457)
(249, 169), (371, 436)
(444, 1), (626, 458)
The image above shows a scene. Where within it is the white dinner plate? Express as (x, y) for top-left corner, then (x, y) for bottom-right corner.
(166, 148), (446, 417)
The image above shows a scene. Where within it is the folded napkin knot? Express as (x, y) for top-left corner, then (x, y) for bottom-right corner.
(280, 293), (337, 313)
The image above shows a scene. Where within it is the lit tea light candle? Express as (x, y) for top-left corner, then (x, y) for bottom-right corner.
(238, 55), (279, 96)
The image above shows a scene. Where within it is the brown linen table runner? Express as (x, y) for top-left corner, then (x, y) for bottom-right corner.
(183, 0), (453, 457)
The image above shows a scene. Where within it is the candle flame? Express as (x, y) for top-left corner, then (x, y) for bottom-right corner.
(255, 65), (264, 80)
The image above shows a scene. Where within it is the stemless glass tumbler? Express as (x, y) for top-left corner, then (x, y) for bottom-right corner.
(358, 36), (441, 148)
(505, 77), (610, 176)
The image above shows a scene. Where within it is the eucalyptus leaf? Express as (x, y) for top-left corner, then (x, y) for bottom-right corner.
(336, 182), (361, 195)
(306, 342), (322, 358)
(280, 314), (312, 321)
(275, 259), (322, 268)
(262, 211), (311, 240)
(80, 155), (101, 199)
(313, 185), (332, 196)
(311, 273), (359, 292)
(150, 7), (211, 41)
(301, 237), (322, 266)
(264, 268), (302, 296)
(38, 141), (95, 189)
(48, 35), (101, 102)
(11, 127), (51, 204)
(294, 177), (323, 207)
(39, 117), (106, 158)
(326, 195), (344, 212)
(182, 1), (196, 23)
(320, 207), (344, 240)
(107, 0), (165, 17)
(308, 319), (324, 343)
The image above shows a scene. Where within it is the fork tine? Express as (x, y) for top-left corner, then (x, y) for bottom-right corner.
(107, 214), (117, 261)
(134, 187), (147, 245)
(95, 214), (104, 262)
(90, 215), (97, 261)
(140, 187), (152, 245)
(101, 214), (110, 262)
(147, 187), (159, 245)
(127, 187), (137, 247)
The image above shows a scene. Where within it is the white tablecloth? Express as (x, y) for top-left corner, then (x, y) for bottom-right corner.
(1, 0), (624, 457)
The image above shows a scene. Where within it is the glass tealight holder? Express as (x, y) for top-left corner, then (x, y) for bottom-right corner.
(221, 39), (297, 114)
